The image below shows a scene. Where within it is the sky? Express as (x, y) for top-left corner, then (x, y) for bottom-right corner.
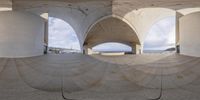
(92, 43), (132, 52)
(48, 17), (80, 50)
(48, 16), (176, 52)
(143, 16), (176, 50)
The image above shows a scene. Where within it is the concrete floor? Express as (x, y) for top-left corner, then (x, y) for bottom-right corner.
(0, 53), (200, 100)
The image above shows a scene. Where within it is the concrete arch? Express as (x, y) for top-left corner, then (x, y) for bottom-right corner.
(84, 14), (140, 43)
(83, 15), (142, 54)
(84, 15), (141, 44)
(137, 8), (176, 37)
(118, 7), (176, 44)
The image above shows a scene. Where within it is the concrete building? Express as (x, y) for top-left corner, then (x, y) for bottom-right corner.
(0, 0), (199, 56)
(0, 0), (200, 100)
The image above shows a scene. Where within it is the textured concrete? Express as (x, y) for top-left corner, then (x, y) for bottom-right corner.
(180, 12), (200, 57)
(8, 0), (196, 51)
(0, 53), (200, 100)
(0, 11), (45, 58)
(84, 17), (140, 47)
(0, 0), (198, 53)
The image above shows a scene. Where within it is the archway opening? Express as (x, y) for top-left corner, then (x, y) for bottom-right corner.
(48, 17), (81, 54)
(143, 16), (176, 53)
(92, 42), (132, 55)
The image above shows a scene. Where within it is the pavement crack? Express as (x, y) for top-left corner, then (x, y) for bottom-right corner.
(148, 70), (163, 100)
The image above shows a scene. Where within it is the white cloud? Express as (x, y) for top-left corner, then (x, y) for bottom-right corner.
(48, 17), (80, 50)
(144, 16), (176, 50)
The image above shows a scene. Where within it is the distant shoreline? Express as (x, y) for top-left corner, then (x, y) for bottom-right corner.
(93, 50), (172, 53)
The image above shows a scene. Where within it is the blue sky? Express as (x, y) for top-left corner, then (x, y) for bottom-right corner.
(48, 16), (176, 51)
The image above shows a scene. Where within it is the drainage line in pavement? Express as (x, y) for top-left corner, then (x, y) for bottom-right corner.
(61, 75), (75, 100)
(149, 73), (163, 100)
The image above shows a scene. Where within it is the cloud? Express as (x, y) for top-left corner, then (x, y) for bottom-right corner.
(144, 16), (176, 50)
(48, 17), (80, 50)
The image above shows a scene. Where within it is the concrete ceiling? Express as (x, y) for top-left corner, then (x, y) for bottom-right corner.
(0, 0), (11, 8)
(11, 0), (200, 10)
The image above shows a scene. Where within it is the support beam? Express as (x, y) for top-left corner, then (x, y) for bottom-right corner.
(83, 45), (93, 55)
(43, 20), (48, 54)
(175, 12), (183, 53)
(40, 13), (49, 54)
(132, 44), (143, 54)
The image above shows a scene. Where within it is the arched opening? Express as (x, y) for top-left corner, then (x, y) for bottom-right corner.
(84, 17), (141, 55)
(92, 42), (132, 55)
(143, 16), (176, 53)
(48, 17), (81, 54)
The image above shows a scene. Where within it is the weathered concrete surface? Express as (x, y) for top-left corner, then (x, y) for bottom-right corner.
(84, 16), (141, 55)
(84, 17), (140, 47)
(180, 12), (200, 57)
(0, 53), (200, 100)
(9, 0), (198, 51)
(0, 11), (45, 58)
(0, 0), (194, 54)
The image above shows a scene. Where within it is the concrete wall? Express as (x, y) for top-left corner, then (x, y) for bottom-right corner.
(0, 11), (45, 58)
(180, 12), (200, 57)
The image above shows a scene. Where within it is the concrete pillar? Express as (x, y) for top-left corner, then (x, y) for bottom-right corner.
(83, 45), (93, 55)
(0, 11), (45, 58)
(176, 12), (183, 53)
(41, 13), (49, 54)
(44, 21), (48, 54)
(179, 12), (200, 57)
(132, 44), (143, 54)
(40, 13), (49, 54)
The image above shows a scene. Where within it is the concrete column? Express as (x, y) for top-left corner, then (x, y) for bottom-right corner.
(132, 44), (143, 54)
(44, 21), (48, 54)
(179, 12), (200, 57)
(40, 13), (49, 54)
(175, 12), (183, 53)
(83, 45), (93, 55)
(0, 11), (45, 58)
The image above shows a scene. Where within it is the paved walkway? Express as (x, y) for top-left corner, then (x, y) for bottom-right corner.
(0, 53), (200, 100)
